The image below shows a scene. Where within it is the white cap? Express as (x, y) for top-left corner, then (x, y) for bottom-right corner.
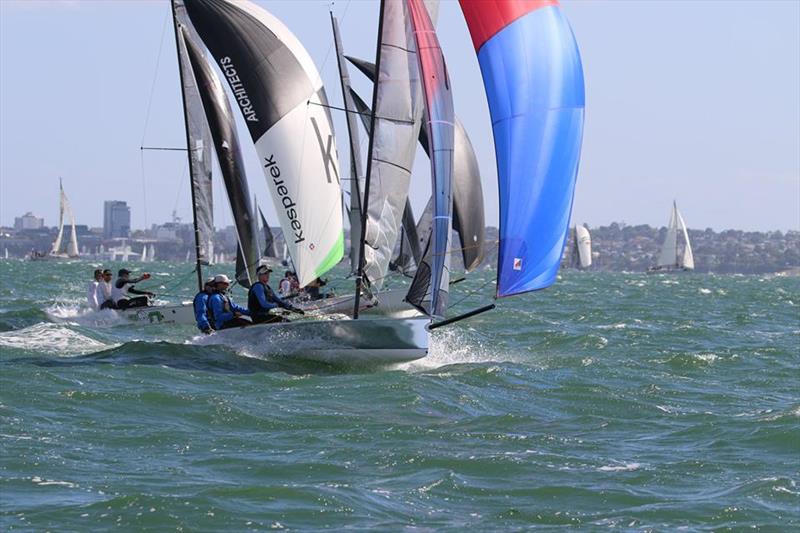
(213, 274), (232, 284)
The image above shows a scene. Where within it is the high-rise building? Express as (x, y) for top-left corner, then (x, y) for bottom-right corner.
(103, 201), (131, 238)
(14, 212), (44, 230)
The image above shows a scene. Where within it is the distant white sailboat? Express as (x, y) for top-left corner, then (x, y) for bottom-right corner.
(649, 201), (694, 272)
(569, 224), (592, 269)
(30, 179), (79, 261)
(140, 244), (148, 262)
(149, 244), (156, 262)
(3, 247), (8, 260)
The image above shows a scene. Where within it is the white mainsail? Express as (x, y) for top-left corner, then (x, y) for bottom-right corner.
(656, 203), (679, 268)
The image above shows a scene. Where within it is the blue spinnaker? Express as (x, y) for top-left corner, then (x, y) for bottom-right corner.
(460, 1), (584, 297)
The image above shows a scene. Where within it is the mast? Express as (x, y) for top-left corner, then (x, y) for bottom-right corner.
(353, 0), (386, 319)
(170, 1), (203, 291)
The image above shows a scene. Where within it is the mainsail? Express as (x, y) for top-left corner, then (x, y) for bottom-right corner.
(347, 59), (485, 272)
(183, 0), (343, 287)
(656, 204), (678, 268)
(359, 0), (438, 289)
(177, 18), (260, 288)
(172, 3), (214, 270)
(460, 0), (585, 297)
(404, 0), (454, 318)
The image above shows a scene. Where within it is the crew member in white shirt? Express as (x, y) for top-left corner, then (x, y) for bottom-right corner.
(96, 269), (115, 309)
(87, 269), (102, 310)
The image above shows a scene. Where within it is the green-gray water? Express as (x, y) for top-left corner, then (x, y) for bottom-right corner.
(1, 260), (797, 531)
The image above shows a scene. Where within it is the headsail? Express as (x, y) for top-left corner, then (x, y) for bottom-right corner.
(404, 0), (454, 318)
(677, 207), (694, 270)
(183, 0), (343, 287)
(177, 18), (260, 288)
(172, 3), (214, 269)
(460, 0), (585, 297)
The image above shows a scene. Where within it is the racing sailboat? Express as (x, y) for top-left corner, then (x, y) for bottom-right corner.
(649, 201), (694, 272)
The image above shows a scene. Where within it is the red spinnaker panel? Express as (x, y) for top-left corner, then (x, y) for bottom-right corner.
(459, 0), (558, 51)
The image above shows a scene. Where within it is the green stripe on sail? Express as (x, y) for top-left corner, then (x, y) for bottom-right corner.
(314, 232), (344, 278)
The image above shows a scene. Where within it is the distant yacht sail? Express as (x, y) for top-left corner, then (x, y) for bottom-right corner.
(570, 225), (592, 269)
(48, 179), (79, 259)
(652, 201), (694, 272)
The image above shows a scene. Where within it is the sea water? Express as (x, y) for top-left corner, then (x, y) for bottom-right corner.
(0, 260), (797, 530)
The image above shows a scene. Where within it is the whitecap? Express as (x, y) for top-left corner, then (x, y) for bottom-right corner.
(598, 462), (641, 472)
(0, 323), (114, 356)
(698, 288), (712, 295)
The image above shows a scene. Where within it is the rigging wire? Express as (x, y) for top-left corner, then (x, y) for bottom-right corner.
(138, 9), (170, 231)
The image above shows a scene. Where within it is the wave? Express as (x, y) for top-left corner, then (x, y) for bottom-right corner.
(0, 322), (115, 356)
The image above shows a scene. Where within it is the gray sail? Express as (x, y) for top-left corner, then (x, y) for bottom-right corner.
(330, 13), (364, 274)
(349, 88), (423, 267)
(348, 57), (485, 272)
(173, 4), (214, 265)
(354, 0), (438, 290)
(178, 21), (259, 287)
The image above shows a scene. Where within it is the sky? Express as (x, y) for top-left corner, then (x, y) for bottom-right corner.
(1, 0), (798, 233)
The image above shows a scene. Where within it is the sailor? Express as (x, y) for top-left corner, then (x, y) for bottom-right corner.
(112, 269), (154, 309)
(97, 269), (116, 309)
(278, 270), (294, 298)
(208, 274), (251, 329)
(193, 277), (216, 334)
(87, 269), (102, 310)
(248, 265), (303, 324)
(305, 277), (329, 301)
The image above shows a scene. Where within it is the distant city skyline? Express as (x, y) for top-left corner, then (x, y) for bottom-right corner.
(1, 0), (798, 232)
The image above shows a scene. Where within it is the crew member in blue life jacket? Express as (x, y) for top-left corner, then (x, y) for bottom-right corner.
(208, 274), (251, 330)
(193, 277), (216, 334)
(248, 265), (304, 324)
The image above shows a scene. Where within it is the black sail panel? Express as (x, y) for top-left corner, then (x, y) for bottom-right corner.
(182, 0), (313, 140)
(181, 24), (259, 287)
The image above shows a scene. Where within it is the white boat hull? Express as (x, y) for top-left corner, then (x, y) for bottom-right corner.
(199, 315), (430, 364)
